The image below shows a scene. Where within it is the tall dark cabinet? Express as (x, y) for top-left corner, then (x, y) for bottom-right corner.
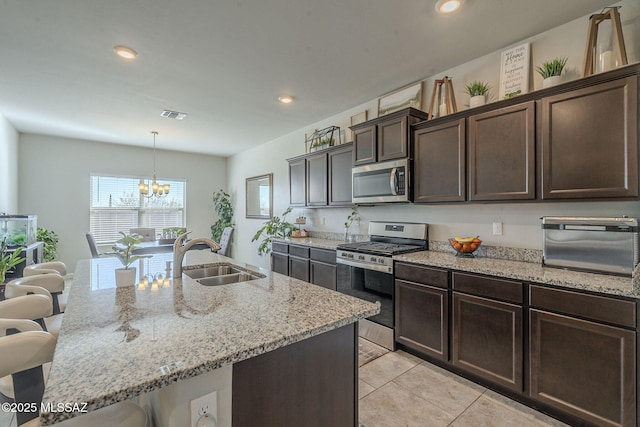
(288, 158), (306, 206)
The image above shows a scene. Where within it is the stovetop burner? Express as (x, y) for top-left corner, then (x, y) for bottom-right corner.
(337, 241), (425, 256)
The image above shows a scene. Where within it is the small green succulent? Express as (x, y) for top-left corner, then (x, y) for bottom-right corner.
(535, 57), (568, 79)
(464, 81), (490, 97)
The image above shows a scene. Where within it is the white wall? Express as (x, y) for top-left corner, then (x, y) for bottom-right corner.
(228, 0), (640, 269)
(18, 134), (227, 272)
(0, 114), (19, 213)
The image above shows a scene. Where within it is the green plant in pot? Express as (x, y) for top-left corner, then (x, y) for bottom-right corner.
(343, 207), (360, 241)
(251, 207), (295, 255)
(112, 232), (151, 287)
(211, 190), (234, 243)
(37, 227), (59, 262)
(464, 81), (490, 108)
(536, 57), (568, 88)
(0, 237), (25, 283)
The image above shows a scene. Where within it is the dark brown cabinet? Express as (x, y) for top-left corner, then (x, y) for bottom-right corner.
(287, 143), (353, 207)
(309, 247), (337, 291)
(306, 152), (328, 206)
(352, 125), (377, 165)
(529, 285), (636, 426)
(468, 101), (535, 201)
(351, 108), (428, 166)
(540, 76), (638, 200)
(451, 273), (523, 392)
(288, 244), (310, 282)
(395, 263), (450, 360)
(288, 158), (306, 206)
(328, 145), (353, 206)
(413, 118), (466, 203)
(271, 242), (289, 276)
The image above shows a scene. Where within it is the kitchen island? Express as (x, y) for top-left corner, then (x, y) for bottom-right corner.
(40, 250), (379, 426)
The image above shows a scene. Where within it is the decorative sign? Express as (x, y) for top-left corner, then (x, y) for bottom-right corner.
(499, 43), (530, 99)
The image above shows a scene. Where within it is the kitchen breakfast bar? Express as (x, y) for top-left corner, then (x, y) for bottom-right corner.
(39, 250), (378, 426)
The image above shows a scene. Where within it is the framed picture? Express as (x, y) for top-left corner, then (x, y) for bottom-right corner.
(499, 43), (530, 99)
(378, 82), (422, 116)
(350, 111), (368, 126)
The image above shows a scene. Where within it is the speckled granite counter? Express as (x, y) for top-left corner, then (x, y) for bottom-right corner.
(273, 237), (344, 250)
(395, 251), (638, 298)
(40, 250), (378, 425)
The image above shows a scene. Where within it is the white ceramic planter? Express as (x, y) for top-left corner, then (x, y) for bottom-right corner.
(469, 95), (486, 108)
(115, 267), (137, 287)
(542, 75), (562, 88)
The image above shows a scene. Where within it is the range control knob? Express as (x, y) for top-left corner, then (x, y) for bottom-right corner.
(358, 255), (365, 261)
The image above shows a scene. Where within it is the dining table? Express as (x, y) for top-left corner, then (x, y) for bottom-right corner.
(127, 240), (215, 255)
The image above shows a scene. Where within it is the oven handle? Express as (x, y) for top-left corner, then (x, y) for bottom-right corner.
(336, 257), (393, 274)
(389, 167), (398, 196)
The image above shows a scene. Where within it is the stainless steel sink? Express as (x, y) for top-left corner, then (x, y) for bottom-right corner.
(183, 265), (243, 279)
(197, 272), (262, 286)
(183, 263), (265, 286)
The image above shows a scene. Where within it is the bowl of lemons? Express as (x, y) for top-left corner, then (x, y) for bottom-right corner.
(449, 236), (482, 257)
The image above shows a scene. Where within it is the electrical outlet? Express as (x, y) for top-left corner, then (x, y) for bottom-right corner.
(190, 391), (217, 427)
(492, 222), (503, 236)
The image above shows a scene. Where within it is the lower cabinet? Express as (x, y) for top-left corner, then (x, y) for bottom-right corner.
(529, 285), (636, 427)
(394, 262), (639, 425)
(394, 263), (449, 360)
(270, 242), (337, 289)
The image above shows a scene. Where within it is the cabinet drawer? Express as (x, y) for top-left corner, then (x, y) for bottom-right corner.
(310, 248), (336, 264)
(272, 242), (289, 254)
(452, 272), (522, 304)
(289, 244), (310, 258)
(529, 285), (636, 329)
(395, 263), (449, 288)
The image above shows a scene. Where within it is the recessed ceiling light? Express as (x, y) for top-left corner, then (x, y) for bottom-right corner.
(278, 95), (294, 104)
(114, 45), (137, 60)
(435, 0), (464, 14)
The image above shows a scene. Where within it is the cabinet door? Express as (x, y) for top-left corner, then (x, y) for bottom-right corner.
(288, 158), (306, 206)
(328, 145), (353, 206)
(452, 292), (523, 392)
(271, 252), (289, 276)
(414, 119), (466, 203)
(530, 309), (635, 426)
(306, 153), (328, 206)
(310, 261), (336, 290)
(468, 101), (535, 201)
(540, 76), (638, 199)
(289, 255), (309, 282)
(377, 116), (408, 161)
(353, 125), (377, 165)
(395, 279), (449, 361)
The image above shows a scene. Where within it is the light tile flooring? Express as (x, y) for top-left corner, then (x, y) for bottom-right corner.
(358, 349), (568, 427)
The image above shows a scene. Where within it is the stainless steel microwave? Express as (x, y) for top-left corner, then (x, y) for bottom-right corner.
(352, 158), (410, 204)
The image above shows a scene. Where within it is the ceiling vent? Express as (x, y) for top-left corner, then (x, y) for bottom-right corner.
(160, 110), (187, 120)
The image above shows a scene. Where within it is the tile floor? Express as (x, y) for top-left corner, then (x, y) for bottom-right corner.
(358, 348), (568, 427)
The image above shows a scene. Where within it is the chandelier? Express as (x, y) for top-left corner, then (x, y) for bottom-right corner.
(139, 131), (170, 198)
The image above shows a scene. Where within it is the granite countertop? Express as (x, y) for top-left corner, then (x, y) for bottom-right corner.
(40, 250), (379, 425)
(395, 251), (638, 298)
(273, 237), (344, 250)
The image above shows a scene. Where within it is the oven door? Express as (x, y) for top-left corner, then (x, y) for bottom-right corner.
(352, 158), (409, 204)
(336, 263), (394, 330)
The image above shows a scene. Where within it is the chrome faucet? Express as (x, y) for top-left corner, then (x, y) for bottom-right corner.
(172, 232), (221, 278)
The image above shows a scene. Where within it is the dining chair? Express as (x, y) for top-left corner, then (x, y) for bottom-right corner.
(129, 228), (156, 242)
(23, 261), (67, 277)
(0, 291), (62, 339)
(6, 275), (66, 314)
(0, 328), (148, 427)
(217, 227), (234, 257)
(85, 232), (116, 259)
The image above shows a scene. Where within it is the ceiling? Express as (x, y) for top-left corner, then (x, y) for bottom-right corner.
(0, 0), (614, 157)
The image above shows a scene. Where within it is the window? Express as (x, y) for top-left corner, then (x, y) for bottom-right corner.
(90, 175), (186, 244)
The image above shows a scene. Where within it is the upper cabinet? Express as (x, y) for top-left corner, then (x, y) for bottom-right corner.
(540, 76), (638, 199)
(412, 64), (640, 204)
(468, 101), (535, 201)
(351, 108), (428, 166)
(287, 142), (353, 208)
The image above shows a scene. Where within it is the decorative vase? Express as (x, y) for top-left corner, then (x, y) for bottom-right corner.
(469, 95), (486, 108)
(542, 75), (562, 89)
(344, 228), (350, 242)
(115, 267), (137, 287)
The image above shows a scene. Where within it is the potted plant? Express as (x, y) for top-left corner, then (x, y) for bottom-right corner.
(0, 237), (25, 283)
(251, 207), (295, 255)
(211, 190), (234, 243)
(536, 57), (568, 88)
(37, 227), (59, 262)
(343, 207), (360, 242)
(112, 232), (151, 287)
(464, 81), (490, 108)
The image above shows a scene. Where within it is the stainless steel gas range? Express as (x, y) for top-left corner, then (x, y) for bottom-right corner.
(336, 221), (428, 350)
